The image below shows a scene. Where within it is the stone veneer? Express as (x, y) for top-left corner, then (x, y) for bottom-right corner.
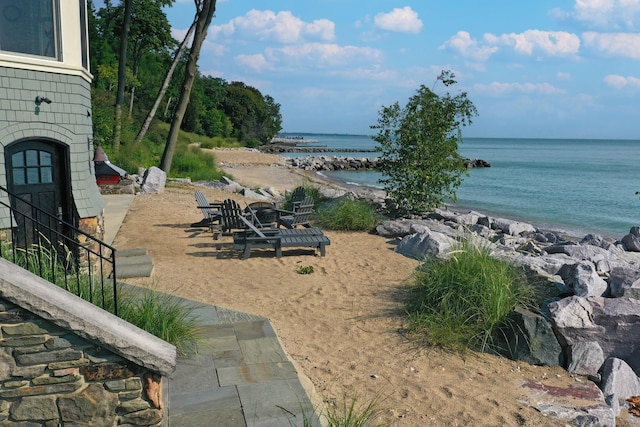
(0, 259), (176, 426)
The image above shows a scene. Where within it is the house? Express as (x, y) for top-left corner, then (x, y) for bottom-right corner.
(0, 0), (105, 241)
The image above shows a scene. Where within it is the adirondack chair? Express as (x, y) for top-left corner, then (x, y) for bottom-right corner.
(276, 195), (314, 229)
(288, 186), (306, 211)
(191, 191), (222, 231)
(214, 199), (248, 240)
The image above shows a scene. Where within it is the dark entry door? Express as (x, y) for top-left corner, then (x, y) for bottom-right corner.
(5, 140), (70, 248)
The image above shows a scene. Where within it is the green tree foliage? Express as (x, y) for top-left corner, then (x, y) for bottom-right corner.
(88, 1), (282, 154)
(372, 71), (478, 213)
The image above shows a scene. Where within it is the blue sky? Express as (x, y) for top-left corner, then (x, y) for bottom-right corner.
(163, 0), (640, 139)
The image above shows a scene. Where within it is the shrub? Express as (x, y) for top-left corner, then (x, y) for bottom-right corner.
(170, 145), (224, 181)
(405, 237), (534, 352)
(317, 199), (379, 231)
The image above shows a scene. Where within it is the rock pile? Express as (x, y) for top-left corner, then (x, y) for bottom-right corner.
(376, 209), (640, 425)
(285, 155), (491, 172)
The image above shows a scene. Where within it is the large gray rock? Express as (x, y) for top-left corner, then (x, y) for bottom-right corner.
(241, 188), (269, 200)
(499, 306), (564, 367)
(492, 217), (537, 236)
(139, 166), (166, 194)
(600, 357), (640, 416)
(621, 226), (640, 252)
(608, 263), (640, 297)
(567, 341), (605, 376)
(571, 262), (608, 297)
(375, 220), (414, 238)
(544, 244), (614, 263)
(395, 230), (453, 260)
(549, 296), (640, 374)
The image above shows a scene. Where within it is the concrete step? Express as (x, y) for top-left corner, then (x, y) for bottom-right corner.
(113, 248), (153, 279)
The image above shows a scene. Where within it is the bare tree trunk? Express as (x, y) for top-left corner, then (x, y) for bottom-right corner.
(135, 20), (196, 143)
(113, 0), (133, 152)
(164, 96), (173, 118)
(160, 0), (216, 173)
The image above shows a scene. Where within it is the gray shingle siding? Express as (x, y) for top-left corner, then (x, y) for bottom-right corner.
(0, 67), (104, 226)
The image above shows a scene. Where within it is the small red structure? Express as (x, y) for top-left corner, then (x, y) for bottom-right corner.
(93, 146), (128, 186)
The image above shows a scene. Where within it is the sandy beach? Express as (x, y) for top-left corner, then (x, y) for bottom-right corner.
(113, 148), (612, 426)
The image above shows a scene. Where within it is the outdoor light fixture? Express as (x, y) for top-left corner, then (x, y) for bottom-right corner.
(35, 96), (52, 104)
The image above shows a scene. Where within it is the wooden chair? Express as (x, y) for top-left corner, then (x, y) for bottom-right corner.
(288, 186), (306, 211)
(277, 195), (314, 229)
(192, 191), (222, 231)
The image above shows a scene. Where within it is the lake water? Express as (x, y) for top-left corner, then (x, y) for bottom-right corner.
(279, 133), (640, 238)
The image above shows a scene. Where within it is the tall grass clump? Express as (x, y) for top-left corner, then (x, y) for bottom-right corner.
(1, 241), (201, 355)
(405, 237), (534, 352)
(317, 198), (379, 231)
(170, 144), (224, 181)
(117, 288), (201, 356)
(324, 392), (389, 427)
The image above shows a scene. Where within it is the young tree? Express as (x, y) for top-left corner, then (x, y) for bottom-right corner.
(372, 71), (478, 213)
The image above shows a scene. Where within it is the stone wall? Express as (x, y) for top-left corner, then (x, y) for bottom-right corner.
(0, 298), (164, 426)
(0, 258), (176, 427)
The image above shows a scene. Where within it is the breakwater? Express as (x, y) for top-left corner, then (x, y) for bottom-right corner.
(260, 145), (376, 154)
(285, 155), (491, 171)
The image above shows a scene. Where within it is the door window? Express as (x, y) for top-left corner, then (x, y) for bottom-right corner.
(11, 149), (54, 185)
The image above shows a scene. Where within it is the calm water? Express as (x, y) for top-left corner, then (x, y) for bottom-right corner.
(280, 134), (640, 238)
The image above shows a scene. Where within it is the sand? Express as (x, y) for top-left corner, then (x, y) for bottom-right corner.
(113, 148), (602, 426)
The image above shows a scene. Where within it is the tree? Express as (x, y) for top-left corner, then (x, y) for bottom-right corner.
(160, 0), (216, 173)
(112, 0), (133, 152)
(371, 71), (478, 213)
(135, 19), (196, 143)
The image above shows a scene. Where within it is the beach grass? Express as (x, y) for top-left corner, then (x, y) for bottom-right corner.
(324, 392), (390, 427)
(405, 237), (534, 352)
(317, 199), (379, 231)
(1, 240), (201, 354)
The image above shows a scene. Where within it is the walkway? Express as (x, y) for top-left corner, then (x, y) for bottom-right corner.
(102, 194), (323, 427)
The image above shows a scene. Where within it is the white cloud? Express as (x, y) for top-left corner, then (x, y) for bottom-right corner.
(557, 72), (572, 80)
(236, 54), (270, 73)
(373, 7), (423, 34)
(271, 43), (382, 67)
(485, 30), (580, 56)
(582, 32), (640, 58)
(604, 74), (640, 87)
(441, 31), (499, 62)
(209, 9), (335, 44)
(569, 0), (640, 29)
(474, 81), (566, 95)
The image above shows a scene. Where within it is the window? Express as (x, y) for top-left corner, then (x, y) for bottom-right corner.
(0, 0), (61, 59)
(12, 149), (54, 185)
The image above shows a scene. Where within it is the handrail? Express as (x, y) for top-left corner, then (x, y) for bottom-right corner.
(0, 185), (118, 316)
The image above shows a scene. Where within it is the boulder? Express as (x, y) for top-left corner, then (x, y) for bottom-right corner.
(621, 226), (640, 252)
(395, 230), (453, 260)
(608, 263), (640, 297)
(571, 262), (608, 297)
(544, 244), (614, 264)
(139, 166), (166, 194)
(550, 296), (640, 374)
(375, 220), (414, 238)
(600, 357), (640, 416)
(497, 306), (564, 367)
(567, 341), (605, 376)
(491, 217), (537, 236)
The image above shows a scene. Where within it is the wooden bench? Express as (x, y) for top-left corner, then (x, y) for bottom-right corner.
(232, 217), (330, 259)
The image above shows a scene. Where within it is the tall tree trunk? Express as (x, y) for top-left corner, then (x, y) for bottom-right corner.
(112, 0), (133, 152)
(160, 0), (216, 173)
(135, 20), (196, 143)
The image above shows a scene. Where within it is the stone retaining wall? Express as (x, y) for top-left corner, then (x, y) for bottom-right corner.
(0, 298), (163, 426)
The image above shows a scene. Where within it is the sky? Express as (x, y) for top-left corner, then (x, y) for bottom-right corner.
(161, 0), (640, 139)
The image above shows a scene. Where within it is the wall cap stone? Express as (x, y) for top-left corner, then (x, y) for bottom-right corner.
(0, 259), (176, 375)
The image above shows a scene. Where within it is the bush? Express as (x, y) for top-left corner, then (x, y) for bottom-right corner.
(317, 199), (379, 231)
(405, 237), (534, 352)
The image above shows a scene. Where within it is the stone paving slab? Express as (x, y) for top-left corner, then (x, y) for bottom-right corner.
(217, 361), (299, 386)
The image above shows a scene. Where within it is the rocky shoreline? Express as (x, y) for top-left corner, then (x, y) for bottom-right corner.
(283, 154), (490, 171)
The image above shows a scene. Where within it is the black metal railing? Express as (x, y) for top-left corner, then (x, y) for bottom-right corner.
(0, 185), (118, 315)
